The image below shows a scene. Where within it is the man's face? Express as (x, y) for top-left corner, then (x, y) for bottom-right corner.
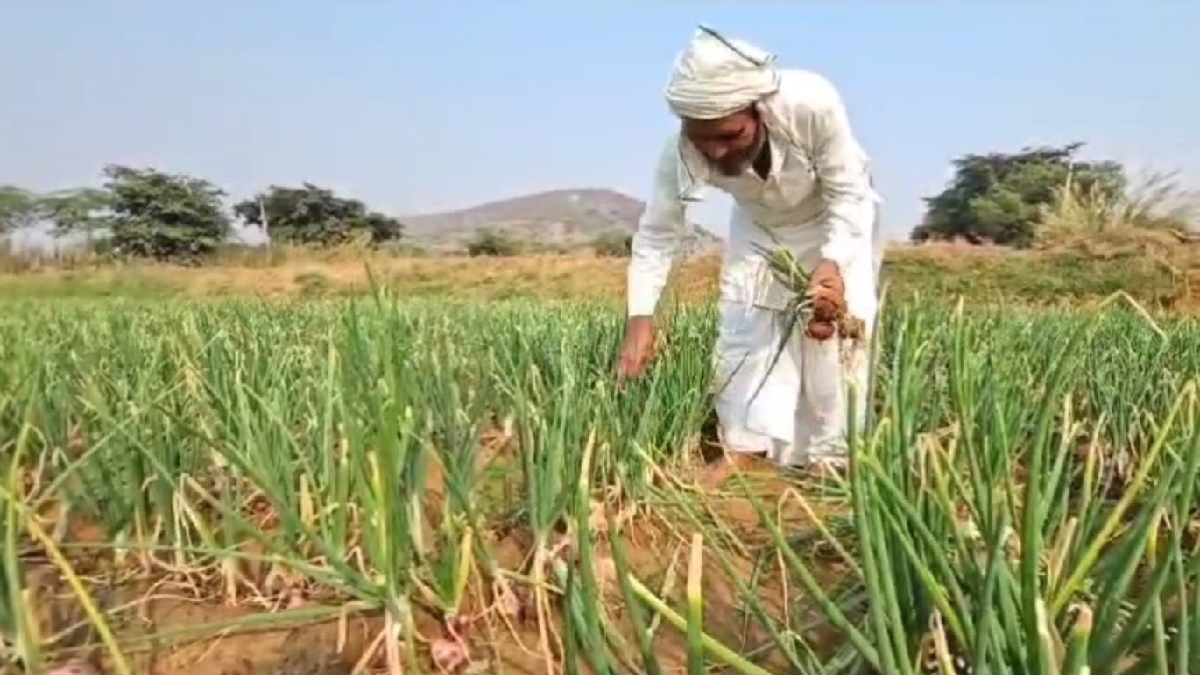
(681, 108), (762, 177)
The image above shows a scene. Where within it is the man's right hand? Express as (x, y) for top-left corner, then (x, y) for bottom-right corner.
(617, 316), (656, 382)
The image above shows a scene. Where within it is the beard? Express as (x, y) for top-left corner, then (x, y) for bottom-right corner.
(713, 124), (768, 177)
(714, 158), (747, 177)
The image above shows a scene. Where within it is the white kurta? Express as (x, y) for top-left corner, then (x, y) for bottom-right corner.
(628, 68), (882, 467)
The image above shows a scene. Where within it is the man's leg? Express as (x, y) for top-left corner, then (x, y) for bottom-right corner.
(799, 198), (881, 473)
(798, 338), (871, 472)
(708, 300), (796, 481)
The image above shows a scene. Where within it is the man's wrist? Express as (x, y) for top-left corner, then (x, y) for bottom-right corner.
(814, 258), (840, 275)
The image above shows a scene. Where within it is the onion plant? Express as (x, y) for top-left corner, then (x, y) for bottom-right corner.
(1, 292), (1199, 674)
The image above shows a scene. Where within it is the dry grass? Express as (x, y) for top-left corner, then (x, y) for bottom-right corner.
(0, 236), (1197, 309)
(1038, 170), (1200, 242)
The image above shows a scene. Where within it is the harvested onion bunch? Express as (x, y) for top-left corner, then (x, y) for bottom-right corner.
(755, 244), (865, 342)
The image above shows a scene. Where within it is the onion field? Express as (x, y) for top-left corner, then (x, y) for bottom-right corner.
(3, 293), (1200, 675)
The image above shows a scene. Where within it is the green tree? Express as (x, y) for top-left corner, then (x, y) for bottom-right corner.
(466, 228), (522, 257)
(912, 142), (1126, 247)
(233, 183), (403, 247)
(592, 230), (632, 257)
(103, 165), (232, 262)
(0, 186), (43, 233)
(39, 187), (112, 249)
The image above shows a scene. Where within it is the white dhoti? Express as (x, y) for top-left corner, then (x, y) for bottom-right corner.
(627, 27), (884, 468)
(711, 205), (882, 467)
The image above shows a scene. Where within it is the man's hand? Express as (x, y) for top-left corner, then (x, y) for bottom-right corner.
(617, 316), (656, 382)
(805, 259), (846, 340)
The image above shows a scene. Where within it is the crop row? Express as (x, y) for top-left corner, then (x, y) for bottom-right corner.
(2, 295), (1199, 674)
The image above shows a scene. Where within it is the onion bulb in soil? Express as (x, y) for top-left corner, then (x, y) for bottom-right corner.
(46, 659), (100, 675)
(430, 637), (469, 673)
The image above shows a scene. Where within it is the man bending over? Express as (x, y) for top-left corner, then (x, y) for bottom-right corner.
(617, 26), (883, 479)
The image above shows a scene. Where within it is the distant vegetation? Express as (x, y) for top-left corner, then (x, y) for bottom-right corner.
(0, 166), (404, 263)
(911, 142), (1197, 247)
(0, 142), (1195, 266)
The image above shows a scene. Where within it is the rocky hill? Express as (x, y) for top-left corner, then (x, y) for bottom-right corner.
(401, 188), (719, 254)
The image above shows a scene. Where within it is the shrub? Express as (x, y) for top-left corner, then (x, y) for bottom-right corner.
(466, 228), (523, 257)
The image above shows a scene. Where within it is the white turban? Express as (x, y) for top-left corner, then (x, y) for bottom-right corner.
(664, 27), (781, 120)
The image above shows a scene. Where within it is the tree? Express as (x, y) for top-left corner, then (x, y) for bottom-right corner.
(0, 186), (43, 233)
(592, 231), (632, 257)
(39, 188), (112, 248)
(912, 142), (1126, 247)
(233, 183), (403, 247)
(466, 228), (522, 257)
(103, 165), (232, 262)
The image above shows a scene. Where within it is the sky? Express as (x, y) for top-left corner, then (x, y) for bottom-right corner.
(2, 2), (1198, 243)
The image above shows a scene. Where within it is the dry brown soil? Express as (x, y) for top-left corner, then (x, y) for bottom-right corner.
(18, 434), (854, 675)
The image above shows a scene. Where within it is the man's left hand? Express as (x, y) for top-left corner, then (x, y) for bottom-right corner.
(806, 259), (846, 322)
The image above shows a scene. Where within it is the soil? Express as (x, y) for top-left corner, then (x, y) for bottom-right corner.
(14, 435), (855, 675)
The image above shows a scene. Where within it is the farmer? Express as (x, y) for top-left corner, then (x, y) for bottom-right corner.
(617, 26), (883, 478)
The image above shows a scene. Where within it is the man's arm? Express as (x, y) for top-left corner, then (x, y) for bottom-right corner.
(804, 78), (877, 273)
(627, 137), (689, 317)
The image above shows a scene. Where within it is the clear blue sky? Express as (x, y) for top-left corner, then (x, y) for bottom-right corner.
(2, 2), (1198, 242)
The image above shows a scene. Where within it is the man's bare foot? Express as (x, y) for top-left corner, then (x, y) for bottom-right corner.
(697, 451), (768, 488)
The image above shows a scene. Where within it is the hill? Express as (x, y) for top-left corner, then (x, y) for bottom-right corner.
(401, 188), (720, 254)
